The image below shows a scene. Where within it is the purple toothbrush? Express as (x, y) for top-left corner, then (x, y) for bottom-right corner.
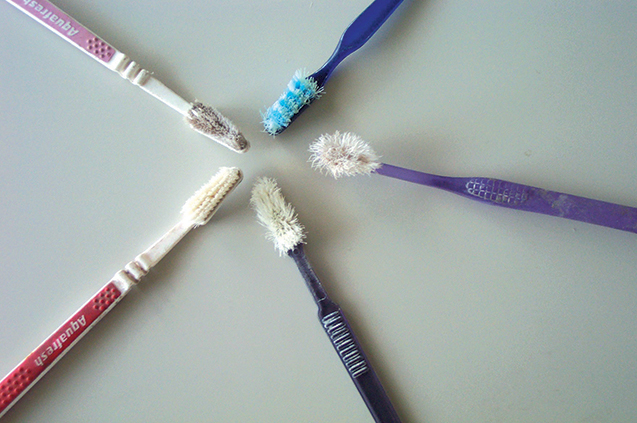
(310, 131), (637, 234)
(251, 177), (402, 423)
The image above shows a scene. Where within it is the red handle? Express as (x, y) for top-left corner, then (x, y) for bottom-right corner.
(0, 282), (123, 416)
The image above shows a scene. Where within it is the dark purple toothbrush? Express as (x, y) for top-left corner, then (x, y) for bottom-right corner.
(251, 177), (402, 423)
(310, 131), (637, 234)
(262, 0), (405, 135)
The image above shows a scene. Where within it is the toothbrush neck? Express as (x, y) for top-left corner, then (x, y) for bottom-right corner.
(375, 163), (441, 187)
(310, 67), (331, 89)
(288, 244), (329, 304)
(311, 50), (345, 87)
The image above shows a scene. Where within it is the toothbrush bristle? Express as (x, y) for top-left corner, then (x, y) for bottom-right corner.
(187, 102), (250, 153)
(182, 167), (243, 225)
(309, 131), (381, 178)
(262, 69), (323, 135)
(250, 177), (305, 255)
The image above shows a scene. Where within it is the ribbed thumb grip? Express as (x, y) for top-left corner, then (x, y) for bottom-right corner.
(322, 310), (368, 378)
(319, 306), (402, 423)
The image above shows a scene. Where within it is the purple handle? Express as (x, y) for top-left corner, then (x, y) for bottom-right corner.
(376, 164), (637, 234)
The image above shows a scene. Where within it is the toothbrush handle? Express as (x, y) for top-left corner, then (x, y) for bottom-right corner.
(0, 281), (126, 418)
(6, 0), (117, 63)
(319, 301), (402, 423)
(288, 247), (401, 422)
(312, 0), (404, 84)
(458, 177), (637, 233)
(377, 163), (637, 234)
(6, 0), (157, 87)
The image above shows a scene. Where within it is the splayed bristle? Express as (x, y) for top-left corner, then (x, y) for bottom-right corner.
(309, 131), (381, 178)
(182, 167), (243, 225)
(262, 69), (323, 135)
(187, 102), (250, 153)
(250, 177), (305, 255)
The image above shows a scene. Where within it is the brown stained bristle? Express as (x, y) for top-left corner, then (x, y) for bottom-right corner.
(187, 102), (249, 153)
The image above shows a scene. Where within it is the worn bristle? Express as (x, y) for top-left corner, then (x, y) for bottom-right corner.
(250, 177), (305, 255)
(187, 102), (249, 153)
(309, 131), (381, 178)
(262, 69), (323, 135)
(182, 167), (243, 225)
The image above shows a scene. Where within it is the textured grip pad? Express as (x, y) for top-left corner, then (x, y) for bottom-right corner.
(8, 0), (115, 62)
(85, 36), (115, 62)
(466, 178), (529, 205)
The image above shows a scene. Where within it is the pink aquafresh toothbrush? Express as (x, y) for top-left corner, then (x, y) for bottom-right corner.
(5, 0), (249, 153)
(0, 167), (243, 418)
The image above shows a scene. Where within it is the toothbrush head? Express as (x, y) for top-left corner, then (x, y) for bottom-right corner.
(182, 167), (243, 226)
(262, 69), (323, 135)
(309, 131), (381, 178)
(187, 102), (250, 153)
(250, 177), (306, 255)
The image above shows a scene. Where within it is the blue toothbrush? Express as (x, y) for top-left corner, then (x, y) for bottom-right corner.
(262, 0), (405, 135)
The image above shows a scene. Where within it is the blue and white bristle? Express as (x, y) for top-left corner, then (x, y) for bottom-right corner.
(262, 69), (323, 135)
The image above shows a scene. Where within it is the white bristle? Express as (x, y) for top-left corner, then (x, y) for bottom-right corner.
(187, 102), (250, 153)
(309, 131), (381, 178)
(250, 177), (305, 255)
(182, 167), (243, 225)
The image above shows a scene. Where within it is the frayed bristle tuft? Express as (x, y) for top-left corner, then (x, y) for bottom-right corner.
(182, 167), (243, 225)
(262, 69), (322, 135)
(187, 102), (250, 153)
(250, 177), (305, 255)
(309, 131), (381, 178)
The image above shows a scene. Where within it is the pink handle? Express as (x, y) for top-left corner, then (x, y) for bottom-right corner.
(0, 282), (123, 416)
(7, 0), (116, 62)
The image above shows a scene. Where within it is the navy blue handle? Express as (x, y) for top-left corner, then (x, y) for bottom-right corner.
(289, 246), (402, 423)
(311, 0), (404, 86)
(319, 303), (402, 423)
(376, 163), (637, 234)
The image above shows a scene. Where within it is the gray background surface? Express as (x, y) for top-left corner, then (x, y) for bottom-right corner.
(1, 0), (637, 421)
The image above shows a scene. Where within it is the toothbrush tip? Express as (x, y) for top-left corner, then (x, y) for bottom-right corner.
(262, 70), (322, 135)
(250, 177), (305, 255)
(182, 167), (243, 225)
(187, 102), (250, 153)
(309, 131), (381, 178)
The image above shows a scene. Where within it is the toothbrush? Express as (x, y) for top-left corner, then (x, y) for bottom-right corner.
(262, 0), (404, 135)
(5, 0), (249, 153)
(0, 167), (243, 418)
(250, 177), (402, 423)
(309, 131), (637, 234)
